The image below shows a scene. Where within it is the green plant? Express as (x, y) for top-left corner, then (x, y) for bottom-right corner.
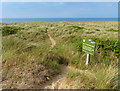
(68, 26), (85, 30)
(105, 29), (118, 32)
(2, 26), (24, 36)
(95, 29), (100, 31)
(2, 22), (118, 89)
(92, 38), (119, 58)
(66, 71), (96, 89)
(91, 64), (118, 89)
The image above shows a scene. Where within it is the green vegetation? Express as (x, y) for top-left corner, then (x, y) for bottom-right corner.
(105, 29), (119, 32)
(2, 26), (24, 36)
(68, 25), (85, 30)
(66, 71), (96, 89)
(48, 22), (118, 89)
(66, 64), (118, 89)
(2, 24), (61, 88)
(2, 22), (118, 89)
(95, 29), (100, 31)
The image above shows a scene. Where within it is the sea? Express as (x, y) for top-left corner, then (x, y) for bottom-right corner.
(0, 18), (118, 23)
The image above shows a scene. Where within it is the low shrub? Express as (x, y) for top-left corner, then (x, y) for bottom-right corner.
(95, 29), (100, 31)
(105, 29), (118, 32)
(68, 26), (85, 30)
(2, 26), (24, 36)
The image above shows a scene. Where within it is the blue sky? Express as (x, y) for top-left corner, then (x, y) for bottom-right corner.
(2, 2), (118, 18)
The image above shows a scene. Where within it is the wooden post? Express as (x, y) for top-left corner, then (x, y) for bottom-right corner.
(86, 54), (90, 65)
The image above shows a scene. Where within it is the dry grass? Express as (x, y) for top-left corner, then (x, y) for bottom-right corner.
(2, 22), (118, 89)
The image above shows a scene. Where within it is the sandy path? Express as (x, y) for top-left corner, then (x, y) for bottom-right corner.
(43, 30), (69, 89)
(41, 65), (70, 89)
(44, 30), (83, 89)
(47, 30), (56, 48)
(41, 65), (83, 89)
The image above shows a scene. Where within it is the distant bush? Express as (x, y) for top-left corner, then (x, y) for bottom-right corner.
(2, 26), (24, 36)
(95, 29), (100, 31)
(105, 29), (118, 32)
(68, 26), (84, 30)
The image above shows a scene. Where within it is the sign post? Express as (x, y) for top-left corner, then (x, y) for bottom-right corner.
(82, 39), (96, 65)
(86, 54), (90, 65)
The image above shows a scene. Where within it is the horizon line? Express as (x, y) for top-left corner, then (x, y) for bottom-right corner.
(1, 17), (118, 19)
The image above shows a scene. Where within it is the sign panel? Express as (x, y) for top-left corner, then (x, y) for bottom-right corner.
(82, 39), (96, 55)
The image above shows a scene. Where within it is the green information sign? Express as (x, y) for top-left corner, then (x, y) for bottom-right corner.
(82, 39), (96, 55)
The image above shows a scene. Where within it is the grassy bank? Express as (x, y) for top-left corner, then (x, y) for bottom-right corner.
(2, 22), (119, 89)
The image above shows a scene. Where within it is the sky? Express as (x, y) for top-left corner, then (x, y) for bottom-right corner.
(1, 0), (120, 2)
(2, 2), (118, 18)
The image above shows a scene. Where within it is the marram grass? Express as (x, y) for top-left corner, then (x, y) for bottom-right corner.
(2, 22), (118, 89)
